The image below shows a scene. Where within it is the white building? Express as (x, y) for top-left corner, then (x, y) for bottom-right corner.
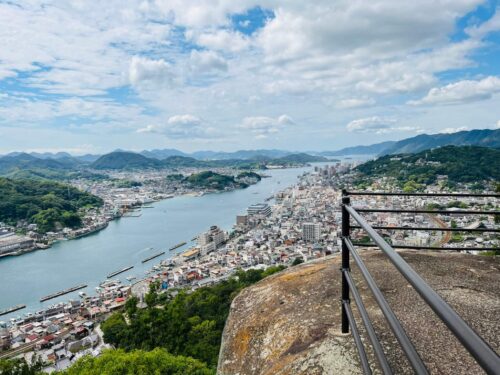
(247, 203), (271, 217)
(302, 223), (321, 242)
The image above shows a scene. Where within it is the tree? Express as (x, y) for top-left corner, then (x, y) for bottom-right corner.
(292, 257), (304, 266)
(0, 358), (43, 375)
(57, 348), (214, 375)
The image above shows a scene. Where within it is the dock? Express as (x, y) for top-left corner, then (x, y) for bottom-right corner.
(141, 251), (165, 263)
(169, 242), (187, 251)
(107, 266), (134, 278)
(0, 304), (26, 316)
(40, 284), (87, 302)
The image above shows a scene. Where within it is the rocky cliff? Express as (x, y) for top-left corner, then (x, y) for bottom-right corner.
(217, 251), (500, 374)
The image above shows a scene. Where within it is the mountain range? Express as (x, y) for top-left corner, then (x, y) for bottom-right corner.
(1, 128), (499, 165)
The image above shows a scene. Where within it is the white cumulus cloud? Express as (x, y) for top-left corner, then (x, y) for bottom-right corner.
(190, 50), (228, 73)
(410, 76), (500, 105)
(137, 114), (216, 139)
(129, 56), (173, 87)
(240, 114), (295, 137)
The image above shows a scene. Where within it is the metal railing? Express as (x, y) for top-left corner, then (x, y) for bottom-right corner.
(340, 190), (500, 375)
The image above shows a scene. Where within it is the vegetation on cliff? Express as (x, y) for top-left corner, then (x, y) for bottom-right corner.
(0, 177), (103, 232)
(355, 146), (500, 191)
(100, 266), (286, 370)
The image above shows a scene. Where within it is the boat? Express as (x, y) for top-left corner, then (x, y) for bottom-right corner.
(107, 266), (134, 278)
(141, 251), (166, 263)
(0, 304), (26, 316)
(78, 292), (87, 298)
(126, 276), (136, 282)
(40, 284), (87, 302)
(169, 242), (187, 251)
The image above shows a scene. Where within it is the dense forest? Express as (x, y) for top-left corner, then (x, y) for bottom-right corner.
(0, 177), (103, 232)
(355, 146), (500, 190)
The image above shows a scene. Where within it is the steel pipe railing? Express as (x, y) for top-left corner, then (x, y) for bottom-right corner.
(344, 203), (500, 374)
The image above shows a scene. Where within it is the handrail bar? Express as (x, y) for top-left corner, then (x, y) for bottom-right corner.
(355, 208), (500, 215)
(344, 191), (500, 198)
(351, 243), (499, 252)
(351, 225), (500, 233)
(344, 238), (428, 374)
(346, 205), (500, 374)
(343, 300), (373, 375)
(343, 269), (393, 374)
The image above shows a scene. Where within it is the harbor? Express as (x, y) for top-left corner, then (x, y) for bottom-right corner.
(0, 166), (314, 321)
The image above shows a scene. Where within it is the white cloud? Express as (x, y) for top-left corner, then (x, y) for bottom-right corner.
(240, 114), (295, 137)
(137, 114), (216, 139)
(129, 56), (173, 87)
(346, 116), (395, 133)
(410, 76), (500, 105)
(190, 29), (250, 52)
(439, 126), (468, 134)
(190, 50), (228, 73)
(346, 116), (423, 134)
(335, 98), (375, 109)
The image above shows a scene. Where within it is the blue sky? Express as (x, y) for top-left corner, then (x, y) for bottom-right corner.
(0, 0), (499, 154)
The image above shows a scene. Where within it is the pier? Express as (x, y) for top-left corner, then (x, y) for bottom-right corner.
(0, 304), (26, 316)
(169, 242), (187, 251)
(141, 251), (165, 263)
(107, 266), (134, 278)
(40, 284), (87, 302)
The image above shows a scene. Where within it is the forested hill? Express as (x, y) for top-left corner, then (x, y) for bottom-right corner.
(0, 177), (103, 232)
(380, 128), (500, 155)
(355, 146), (500, 186)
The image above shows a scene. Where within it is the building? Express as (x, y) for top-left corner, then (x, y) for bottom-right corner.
(236, 215), (248, 226)
(247, 203), (271, 217)
(302, 223), (321, 242)
(197, 226), (226, 255)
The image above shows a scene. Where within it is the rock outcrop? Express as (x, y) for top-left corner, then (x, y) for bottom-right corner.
(218, 251), (500, 375)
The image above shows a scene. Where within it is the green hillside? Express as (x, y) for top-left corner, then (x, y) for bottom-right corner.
(185, 171), (247, 190)
(380, 128), (500, 155)
(0, 177), (103, 232)
(355, 146), (500, 189)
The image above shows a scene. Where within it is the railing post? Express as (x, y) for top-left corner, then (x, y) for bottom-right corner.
(341, 192), (351, 333)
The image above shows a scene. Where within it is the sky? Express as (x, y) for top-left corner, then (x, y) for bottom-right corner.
(0, 0), (499, 154)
